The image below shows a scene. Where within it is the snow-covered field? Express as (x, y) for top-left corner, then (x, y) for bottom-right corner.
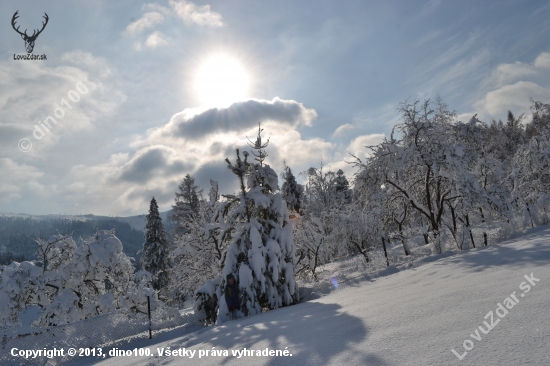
(65, 225), (550, 366)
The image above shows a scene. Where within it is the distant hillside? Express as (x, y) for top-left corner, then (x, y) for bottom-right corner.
(113, 210), (175, 233)
(0, 211), (176, 265)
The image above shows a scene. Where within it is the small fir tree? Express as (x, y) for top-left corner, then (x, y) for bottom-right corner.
(141, 197), (171, 291)
(281, 164), (303, 213)
(172, 174), (202, 237)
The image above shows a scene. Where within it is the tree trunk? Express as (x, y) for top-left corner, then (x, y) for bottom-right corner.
(479, 207), (485, 222)
(402, 239), (409, 256)
(423, 233), (429, 245)
(448, 204), (459, 249)
(450, 205), (457, 235)
(398, 224), (409, 256)
(466, 213), (475, 248)
(349, 236), (370, 264)
(381, 237), (389, 267)
(526, 204), (535, 228)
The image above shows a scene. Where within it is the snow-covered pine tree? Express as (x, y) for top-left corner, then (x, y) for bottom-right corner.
(141, 197), (170, 292)
(334, 169), (352, 203)
(172, 174), (203, 237)
(215, 124), (299, 323)
(281, 164), (303, 213)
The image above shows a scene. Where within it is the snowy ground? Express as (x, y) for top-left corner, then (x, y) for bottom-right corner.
(69, 225), (550, 366)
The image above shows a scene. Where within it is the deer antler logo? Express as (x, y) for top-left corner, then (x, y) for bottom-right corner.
(12, 10), (49, 54)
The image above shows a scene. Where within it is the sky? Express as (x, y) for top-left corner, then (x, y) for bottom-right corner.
(1, 0), (550, 216)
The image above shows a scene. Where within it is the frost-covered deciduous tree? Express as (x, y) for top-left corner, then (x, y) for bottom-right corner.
(302, 165), (339, 216)
(141, 197), (171, 292)
(352, 98), (481, 253)
(293, 164), (353, 278)
(526, 100), (550, 140)
(294, 214), (335, 280)
(169, 180), (224, 305)
(448, 115), (513, 248)
(508, 129), (550, 226)
(205, 124), (299, 323)
(295, 166), (336, 266)
(383, 194), (411, 256)
(0, 231), (155, 331)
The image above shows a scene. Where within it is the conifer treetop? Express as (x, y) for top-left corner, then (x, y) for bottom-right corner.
(247, 123), (270, 166)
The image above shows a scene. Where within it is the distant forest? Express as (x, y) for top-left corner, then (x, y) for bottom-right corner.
(0, 216), (145, 265)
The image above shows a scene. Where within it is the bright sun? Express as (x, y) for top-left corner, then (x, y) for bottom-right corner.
(195, 54), (249, 108)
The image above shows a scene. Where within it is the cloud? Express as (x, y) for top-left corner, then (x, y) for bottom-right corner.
(490, 62), (537, 87)
(534, 52), (550, 69)
(419, 47), (491, 98)
(414, 31), (482, 81)
(332, 123), (354, 137)
(123, 12), (164, 36)
(124, 1), (221, 45)
(117, 146), (189, 183)
(60, 96), (337, 213)
(456, 112), (477, 124)
(2, 82), (358, 215)
(475, 81), (550, 116)
(61, 50), (113, 78)
(192, 160), (240, 195)
(0, 52), (124, 158)
(151, 97), (318, 141)
(58, 145), (191, 214)
(145, 31), (168, 48)
(143, 3), (171, 14)
(468, 51), (550, 120)
(347, 134), (386, 158)
(62, 151), (181, 216)
(414, 0), (442, 20)
(0, 158), (45, 203)
(406, 30), (491, 107)
(488, 51), (550, 88)
(268, 129), (334, 169)
(169, 0), (223, 27)
(119, 184), (177, 208)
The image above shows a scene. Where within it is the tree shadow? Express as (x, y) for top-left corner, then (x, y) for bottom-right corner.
(426, 225), (550, 272)
(167, 301), (387, 366)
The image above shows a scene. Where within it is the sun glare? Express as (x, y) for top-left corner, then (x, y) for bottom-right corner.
(195, 54), (249, 108)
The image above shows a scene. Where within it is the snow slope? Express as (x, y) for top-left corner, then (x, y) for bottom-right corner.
(72, 226), (550, 366)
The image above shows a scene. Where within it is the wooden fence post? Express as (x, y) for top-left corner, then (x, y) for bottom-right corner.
(147, 295), (152, 339)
